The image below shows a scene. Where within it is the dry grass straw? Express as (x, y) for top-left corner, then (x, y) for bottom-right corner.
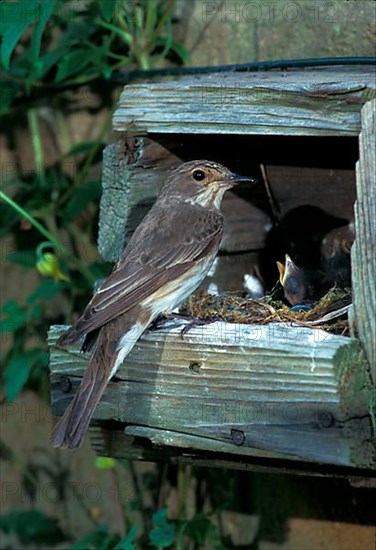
(183, 287), (351, 336)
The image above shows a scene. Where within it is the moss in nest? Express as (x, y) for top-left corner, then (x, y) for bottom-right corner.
(182, 287), (351, 336)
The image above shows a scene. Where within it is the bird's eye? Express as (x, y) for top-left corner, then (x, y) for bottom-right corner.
(192, 169), (206, 181)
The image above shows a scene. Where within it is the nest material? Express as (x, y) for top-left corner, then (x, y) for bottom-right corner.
(182, 287), (352, 336)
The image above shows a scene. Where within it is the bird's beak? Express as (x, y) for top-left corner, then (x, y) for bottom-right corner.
(227, 172), (257, 186)
(276, 260), (286, 285)
(277, 254), (297, 286)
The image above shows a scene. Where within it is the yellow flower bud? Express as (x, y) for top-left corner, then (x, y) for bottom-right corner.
(36, 252), (69, 282)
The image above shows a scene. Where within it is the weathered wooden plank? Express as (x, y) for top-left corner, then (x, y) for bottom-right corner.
(90, 426), (376, 488)
(87, 425), (376, 486)
(49, 322), (375, 468)
(351, 100), (376, 384)
(113, 70), (375, 136)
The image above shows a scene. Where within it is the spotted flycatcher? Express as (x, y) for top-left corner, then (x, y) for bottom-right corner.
(53, 160), (253, 449)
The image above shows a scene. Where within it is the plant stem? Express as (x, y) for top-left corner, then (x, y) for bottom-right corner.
(27, 108), (46, 188)
(0, 191), (96, 285)
(148, 0), (176, 49)
(177, 464), (190, 518)
(137, 51), (151, 70)
(55, 108), (72, 154)
(0, 191), (65, 252)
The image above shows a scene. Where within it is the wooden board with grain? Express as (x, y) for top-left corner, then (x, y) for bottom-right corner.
(113, 69), (375, 137)
(351, 100), (376, 384)
(49, 322), (375, 469)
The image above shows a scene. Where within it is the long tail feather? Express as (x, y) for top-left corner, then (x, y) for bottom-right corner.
(53, 356), (110, 449)
(53, 316), (148, 450)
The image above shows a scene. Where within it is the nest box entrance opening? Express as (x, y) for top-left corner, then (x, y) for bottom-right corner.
(101, 132), (357, 317)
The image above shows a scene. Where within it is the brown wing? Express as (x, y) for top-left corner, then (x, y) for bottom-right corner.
(59, 204), (222, 344)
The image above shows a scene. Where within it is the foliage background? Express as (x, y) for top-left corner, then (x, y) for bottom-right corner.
(1, 1), (375, 549)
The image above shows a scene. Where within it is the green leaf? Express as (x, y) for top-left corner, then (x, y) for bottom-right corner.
(69, 526), (120, 550)
(182, 514), (212, 544)
(0, 510), (65, 545)
(98, 0), (117, 21)
(64, 141), (96, 158)
(145, 0), (158, 34)
(134, 5), (144, 33)
(177, 513), (225, 549)
(169, 40), (190, 64)
(27, 278), (64, 303)
(55, 49), (94, 82)
(1, 299), (19, 315)
(62, 180), (102, 221)
(30, 0), (55, 63)
(183, 514), (218, 545)
(0, 81), (18, 114)
(0, 0), (40, 69)
(38, 46), (68, 78)
(96, 19), (133, 46)
(0, 302), (28, 333)
(102, 63), (113, 80)
(29, 302), (43, 321)
(4, 348), (47, 402)
(150, 509), (175, 548)
(6, 250), (35, 268)
(113, 526), (138, 550)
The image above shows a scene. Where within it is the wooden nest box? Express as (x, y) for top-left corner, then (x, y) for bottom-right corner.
(49, 67), (376, 482)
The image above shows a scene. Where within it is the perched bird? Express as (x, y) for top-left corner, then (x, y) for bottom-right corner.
(53, 160), (253, 449)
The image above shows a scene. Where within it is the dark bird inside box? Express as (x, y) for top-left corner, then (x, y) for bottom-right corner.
(102, 133), (357, 305)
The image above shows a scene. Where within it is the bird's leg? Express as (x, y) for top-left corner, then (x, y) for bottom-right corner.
(180, 315), (222, 338)
(148, 312), (193, 332)
(148, 312), (222, 337)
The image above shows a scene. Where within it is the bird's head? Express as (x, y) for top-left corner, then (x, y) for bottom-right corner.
(163, 160), (255, 209)
(277, 254), (306, 306)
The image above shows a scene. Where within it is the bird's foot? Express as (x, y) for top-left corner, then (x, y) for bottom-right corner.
(149, 313), (222, 338)
(148, 313), (193, 332)
(180, 315), (222, 339)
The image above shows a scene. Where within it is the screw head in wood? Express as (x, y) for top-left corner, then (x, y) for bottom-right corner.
(189, 361), (201, 374)
(231, 428), (245, 446)
(60, 376), (72, 393)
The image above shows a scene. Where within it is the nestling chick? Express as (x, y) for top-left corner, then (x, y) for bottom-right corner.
(277, 254), (308, 306)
